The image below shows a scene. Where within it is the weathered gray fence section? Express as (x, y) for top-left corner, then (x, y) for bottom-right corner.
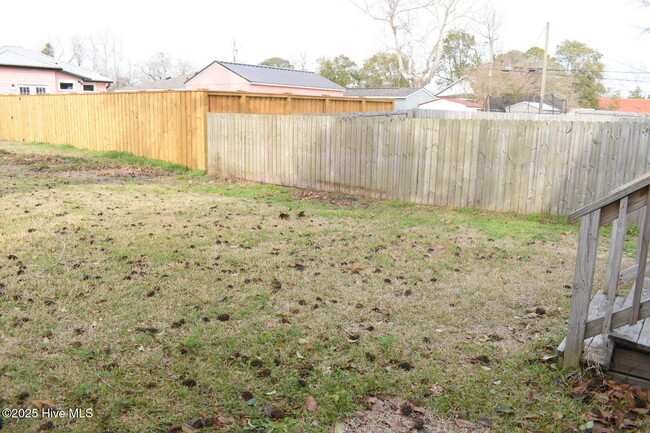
(207, 113), (650, 215)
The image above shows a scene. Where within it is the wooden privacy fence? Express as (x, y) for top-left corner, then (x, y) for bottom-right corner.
(208, 113), (650, 215)
(0, 90), (393, 170)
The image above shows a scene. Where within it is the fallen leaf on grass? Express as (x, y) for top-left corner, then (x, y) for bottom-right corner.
(31, 399), (56, 409)
(169, 424), (197, 433)
(497, 406), (515, 414)
(304, 396), (318, 412)
(455, 418), (477, 428)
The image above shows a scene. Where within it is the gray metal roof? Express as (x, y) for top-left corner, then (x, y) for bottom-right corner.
(344, 87), (428, 98)
(116, 74), (194, 92)
(211, 61), (344, 90)
(0, 46), (112, 83)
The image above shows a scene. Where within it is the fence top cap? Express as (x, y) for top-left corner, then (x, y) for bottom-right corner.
(568, 171), (650, 221)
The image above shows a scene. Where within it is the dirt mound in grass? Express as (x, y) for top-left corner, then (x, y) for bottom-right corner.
(339, 397), (490, 433)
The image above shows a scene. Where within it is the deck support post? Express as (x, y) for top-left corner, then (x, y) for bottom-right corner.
(564, 210), (601, 368)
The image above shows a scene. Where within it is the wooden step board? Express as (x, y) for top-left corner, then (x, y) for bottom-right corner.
(559, 281), (650, 369)
(608, 321), (650, 386)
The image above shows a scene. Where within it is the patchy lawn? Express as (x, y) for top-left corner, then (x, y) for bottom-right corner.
(0, 142), (648, 433)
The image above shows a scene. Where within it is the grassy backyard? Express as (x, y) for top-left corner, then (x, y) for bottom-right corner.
(0, 142), (648, 433)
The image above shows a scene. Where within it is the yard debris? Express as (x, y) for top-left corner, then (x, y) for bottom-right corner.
(31, 399), (56, 409)
(341, 396), (490, 432)
(262, 402), (287, 419)
(135, 326), (159, 334)
(304, 396), (318, 412)
(564, 376), (650, 432)
(454, 418), (477, 428)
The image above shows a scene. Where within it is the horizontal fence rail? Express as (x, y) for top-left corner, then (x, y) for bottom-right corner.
(208, 113), (650, 215)
(0, 91), (393, 170)
(326, 109), (650, 123)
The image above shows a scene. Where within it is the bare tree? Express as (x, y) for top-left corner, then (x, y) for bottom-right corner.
(352, 0), (469, 86)
(174, 58), (195, 76)
(292, 51), (309, 70)
(141, 52), (175, 81)
(89, 29), (125, 84)
(472, 6), (501, 63)
(68, 34), (87, 66)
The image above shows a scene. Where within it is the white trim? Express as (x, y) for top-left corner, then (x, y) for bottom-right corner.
(82, 83), (95, 92)
(16, 84), (50, 95)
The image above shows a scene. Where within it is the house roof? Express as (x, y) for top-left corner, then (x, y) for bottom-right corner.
(117, 74), (194, 92)
(0, 45), (112, 83)
(189, 61), (344, 91)
(420, 98), (483, 108)
(344, 87), (429, 98)
(599, 98), (650, 113)
(426, 76), (474, 97)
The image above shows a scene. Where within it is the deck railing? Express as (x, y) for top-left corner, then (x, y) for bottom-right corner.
(564, 172), (650, 368)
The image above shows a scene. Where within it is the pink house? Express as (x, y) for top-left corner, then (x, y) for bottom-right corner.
(121, 61), (344, 97)
(0, 46), (112, 95)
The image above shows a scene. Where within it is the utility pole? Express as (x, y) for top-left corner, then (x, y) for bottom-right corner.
(539, 22), (550, 114)
(232, 39), (238, 63)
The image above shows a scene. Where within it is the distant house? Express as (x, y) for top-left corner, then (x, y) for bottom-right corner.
(599, 98), (650, 113)
(505, 101), (561, 114)
(119, 74), (194, 92)
(120, 61), (345, 97)
(418, 98), (482, 111)
(425, 76), (474, 100)
(344, 87), (435, 110)
(0, 46), (112, 95)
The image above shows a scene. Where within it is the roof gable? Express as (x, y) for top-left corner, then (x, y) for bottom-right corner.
(0, 46), (112, 83)
(193, 61), (344, 91)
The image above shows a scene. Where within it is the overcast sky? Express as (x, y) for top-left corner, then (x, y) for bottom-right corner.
(2, 0), (649, 94)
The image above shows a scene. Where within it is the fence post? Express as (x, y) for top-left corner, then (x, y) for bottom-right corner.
(286, 96), (293, 115)
(239, 94), (248, 113)
(563, 210), (601, 368)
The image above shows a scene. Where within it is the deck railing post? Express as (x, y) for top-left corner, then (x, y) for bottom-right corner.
(564, 210), (601, 368)
(603, 197), (628, 334)
(631, 190), (650, 323)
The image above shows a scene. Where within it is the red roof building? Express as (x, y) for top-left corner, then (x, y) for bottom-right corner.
(599, 98), (650, 113)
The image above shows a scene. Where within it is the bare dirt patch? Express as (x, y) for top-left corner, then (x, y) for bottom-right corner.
(55, 165), (169, 179)
(340, 396), (490, 433)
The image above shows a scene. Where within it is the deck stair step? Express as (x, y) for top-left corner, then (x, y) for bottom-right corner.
(559, 281), (650, 381)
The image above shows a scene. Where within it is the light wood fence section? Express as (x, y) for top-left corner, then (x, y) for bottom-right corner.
(206, 91), (393, 114)
(208, 113), (650, 215)
(0, 91), (393, 170)
(0, 91), (210, 169)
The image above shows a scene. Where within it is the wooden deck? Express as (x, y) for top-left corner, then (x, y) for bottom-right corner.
(559, 281), (650, 386)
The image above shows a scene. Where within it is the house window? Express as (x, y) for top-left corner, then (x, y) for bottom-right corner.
(83, 84), (95, 92)
(36, 87), (47, 94)
(19, 87), (30, 95)
(59, 81), (74, 91)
